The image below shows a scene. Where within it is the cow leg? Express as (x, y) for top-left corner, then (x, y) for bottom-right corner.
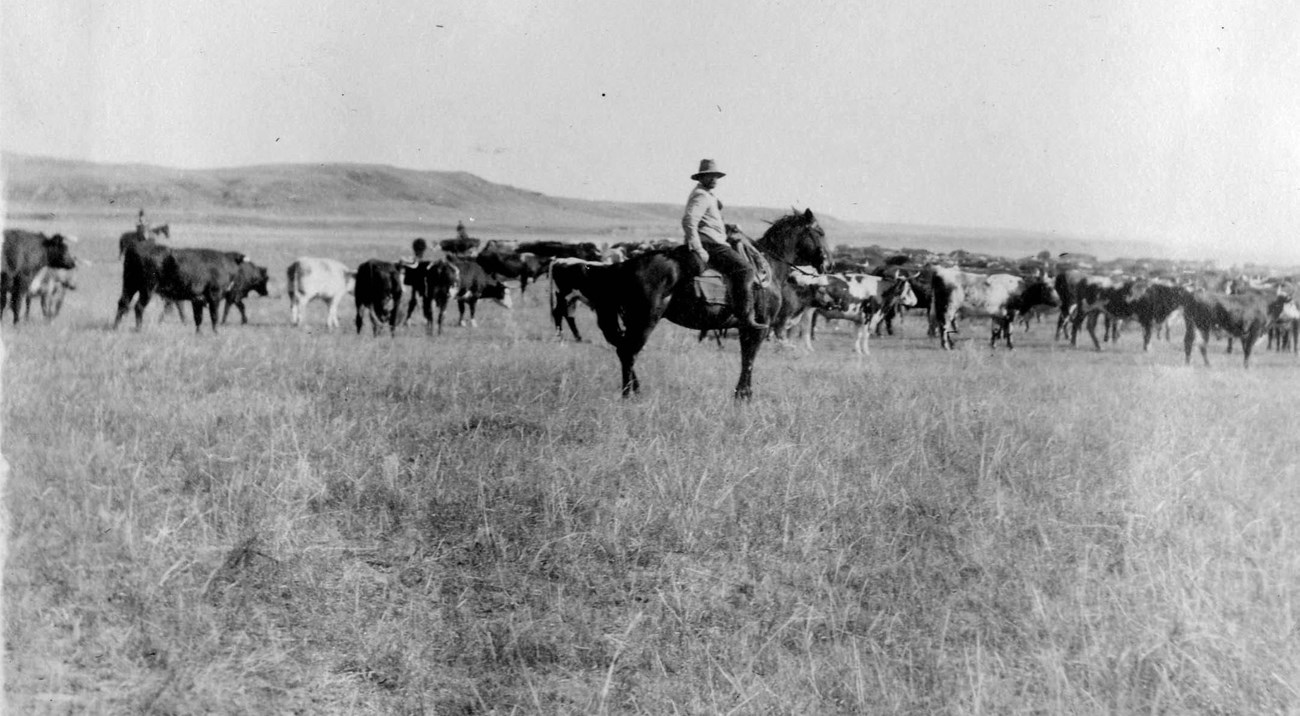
(1084, 313), (1104, 351)
(801, 310), (815, 351)
(355, 303), (364, 334)
(206, 299), (221, 334)
(326, 296), (341, 330)
(1141, 320), (1155, 352)
(421, 294), (435, 336)
(1242, 330), (1259, 368)
(565, 311), (583, 342)
(468, 300), (478, 328)
(403, 291), (420, 327)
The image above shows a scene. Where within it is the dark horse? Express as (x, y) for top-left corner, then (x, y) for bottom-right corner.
(592, 208), (832, 400)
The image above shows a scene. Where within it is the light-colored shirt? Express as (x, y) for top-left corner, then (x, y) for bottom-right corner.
(682, 184), (726, 249)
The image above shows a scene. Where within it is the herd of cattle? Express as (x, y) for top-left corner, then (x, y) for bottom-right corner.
(3, 226), (1299, 368)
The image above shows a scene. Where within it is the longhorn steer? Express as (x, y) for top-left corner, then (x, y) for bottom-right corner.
(931, 268), (1060, 350)
(804, 273), (918, 354)
(1183, 289), (1300, 368)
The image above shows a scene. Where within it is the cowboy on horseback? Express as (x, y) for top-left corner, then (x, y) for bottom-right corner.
(682, 159), (767, 330)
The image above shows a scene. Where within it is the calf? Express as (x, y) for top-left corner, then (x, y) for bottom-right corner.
(155, 249), (247, 334)
(404, 259), (462, 335)
(1183, 289), (1300, 368)
(804, 273), (917, 354)
(1053, 270), (1086, 341)
(354, 260), (405, 336)
(287, 257), (355, 330)
(25, 266), (76, 320)
(1069, 275), (1139, 351)
(221, 261), (271, 324)
(931, 268), (1060, 350)
(1123, 281), (1192, 352)
(448, 257), (512, 327)
(548, 257), (605, 341)
(477, 248), (547, 295)
(2, 230), (78, 325)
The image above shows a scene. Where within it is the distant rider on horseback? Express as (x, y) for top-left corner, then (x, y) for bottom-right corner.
(682, 159), (767, 329)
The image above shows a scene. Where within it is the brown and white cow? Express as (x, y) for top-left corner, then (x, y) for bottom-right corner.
(2, 230), (78, 325)
(447, 258), (512, 327)
(287, 257), (355, 330)
(802, 273), (918, 354)
(931, 267), (1060, 350)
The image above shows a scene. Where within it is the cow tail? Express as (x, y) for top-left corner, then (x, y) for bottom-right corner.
(547, 262), (557, 314)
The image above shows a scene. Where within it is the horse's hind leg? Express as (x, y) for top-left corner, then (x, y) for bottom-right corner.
(734, 326), (765, 400)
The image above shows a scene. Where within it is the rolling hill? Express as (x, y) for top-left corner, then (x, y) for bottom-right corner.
(1, 152), (1164, 260)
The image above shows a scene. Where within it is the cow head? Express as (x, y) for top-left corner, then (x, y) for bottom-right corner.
(1020, 272), (1061, 308)
(429, 261), (461, 302)
(44, 234), (77, 270)
(884, 277), (919, 309)
(1269, 294), (1300, 323)
(482, 280), (513, 309)
(246, 264), (271, 297)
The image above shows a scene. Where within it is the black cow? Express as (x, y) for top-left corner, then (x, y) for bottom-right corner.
(447, 258), (512, 326)
(402, 259), (462, 335)
(155, 249), (247, 334)
(114, 236), (173, 329)
(2, 230), (78, 325)
(1121, 281), (1191, 352)
(548, 257), (608, 341)
(354, 260), (405, 336)
(1069, 276), (1139, 350)
(1183, 289), (1300, 367)
(476, 248), (547, 295)
(220, 261), (271, 324)
(515, 240), (604, 262)
(1053, 269), (1087, 341)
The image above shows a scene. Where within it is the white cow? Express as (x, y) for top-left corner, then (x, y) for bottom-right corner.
(286, 257), (356, 329)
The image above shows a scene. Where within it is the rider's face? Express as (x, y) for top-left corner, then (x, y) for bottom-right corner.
(699, 175), (720, 190)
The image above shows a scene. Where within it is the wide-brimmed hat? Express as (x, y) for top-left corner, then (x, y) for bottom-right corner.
(691, 159), (726, 181)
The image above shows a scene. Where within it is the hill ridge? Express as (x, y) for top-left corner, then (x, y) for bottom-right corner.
(2, 152), (1165, 260)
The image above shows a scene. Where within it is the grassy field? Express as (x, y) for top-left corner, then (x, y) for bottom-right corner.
(5, 220), (1300, 714)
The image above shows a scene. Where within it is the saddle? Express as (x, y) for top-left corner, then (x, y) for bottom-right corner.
(693, 270), (730, 306)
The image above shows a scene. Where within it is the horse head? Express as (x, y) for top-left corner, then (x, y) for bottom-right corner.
(757, 208), (832, 275)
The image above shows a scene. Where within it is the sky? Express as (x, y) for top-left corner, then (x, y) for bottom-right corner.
(3, 1), (1299, 264)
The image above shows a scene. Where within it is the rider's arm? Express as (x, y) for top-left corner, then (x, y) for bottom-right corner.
(682, 191), (709, 260)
